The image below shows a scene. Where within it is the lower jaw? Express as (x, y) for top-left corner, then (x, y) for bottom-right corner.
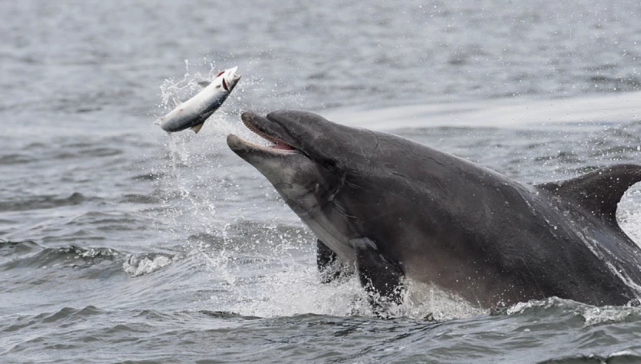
(228, 134), (298, 156)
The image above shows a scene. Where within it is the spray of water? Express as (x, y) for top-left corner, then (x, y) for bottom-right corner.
(619, 185), (641, 245)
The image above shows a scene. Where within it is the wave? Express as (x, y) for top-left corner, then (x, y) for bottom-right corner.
(537, 352), (641, 364)
(325, 92), (641, 130)
(500, 297), (641, 326)
(0, 239), (178, 278)
(0, 192), (87, 212)
(122, 253), (178, 277)
(590, 75), (641, 93)
(0, 241), (120, 271)
(0, 153), (35, 165)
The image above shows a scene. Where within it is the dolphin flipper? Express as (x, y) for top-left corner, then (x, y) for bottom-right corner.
(350, 237), (404, 308)
(316, 239), (342, 283)
(316, 239), (337, 271)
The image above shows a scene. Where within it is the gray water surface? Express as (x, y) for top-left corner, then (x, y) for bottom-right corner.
(2, 1), (641, 363)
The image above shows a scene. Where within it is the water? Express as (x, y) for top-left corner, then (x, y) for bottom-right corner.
(2, 0), (641, 362)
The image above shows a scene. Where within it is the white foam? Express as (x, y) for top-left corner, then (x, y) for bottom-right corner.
(577, 305), (640, 326)
(201, 247), (485, 320)
(618, 185), (641, 247)
(123, 253), (176, 277)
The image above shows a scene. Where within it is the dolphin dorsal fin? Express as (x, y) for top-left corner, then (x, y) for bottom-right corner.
(537, 164), (641, 223)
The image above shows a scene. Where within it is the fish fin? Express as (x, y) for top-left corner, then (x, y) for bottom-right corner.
(350, 237), (404, 312)
(197, 81), (211, 88)
(190, 123), (205, 134)
(537, 164), (641, 224)
(172, 97), (182, 107)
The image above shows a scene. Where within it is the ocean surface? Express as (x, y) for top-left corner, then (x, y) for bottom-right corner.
(2, 0), (641, 363)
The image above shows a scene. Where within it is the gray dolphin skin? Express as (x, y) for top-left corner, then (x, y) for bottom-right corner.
(227, 110), (641, 308)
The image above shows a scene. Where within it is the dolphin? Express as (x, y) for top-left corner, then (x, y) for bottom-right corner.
(227, 110), (641, 308)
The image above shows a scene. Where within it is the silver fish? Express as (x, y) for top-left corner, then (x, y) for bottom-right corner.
(157, 66), (241, 133)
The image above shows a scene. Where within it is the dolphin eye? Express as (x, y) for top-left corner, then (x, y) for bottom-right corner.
(216, 71), (225, 77)
(324, 160), (336, 170)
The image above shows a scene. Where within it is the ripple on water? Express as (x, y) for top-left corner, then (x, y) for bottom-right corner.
(0, 243), (121, 271)
(0, 192), (86, 212)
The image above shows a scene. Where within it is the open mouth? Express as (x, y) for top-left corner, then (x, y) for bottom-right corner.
(229, 113), (296, 153)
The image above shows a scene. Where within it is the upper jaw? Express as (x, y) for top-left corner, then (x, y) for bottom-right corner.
(242, 111), (299, 149)
(226, 111), (299, 156)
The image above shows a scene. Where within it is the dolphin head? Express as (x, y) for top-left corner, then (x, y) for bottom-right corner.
(227, 110), (356, 217)
(227, 110), (386, 258)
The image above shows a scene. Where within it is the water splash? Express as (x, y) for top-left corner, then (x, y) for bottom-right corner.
(122, 253), (178, 277)
(578, 304), (641, 326)
(198, 230), (486, 320)
(618, 184), (641, 246)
